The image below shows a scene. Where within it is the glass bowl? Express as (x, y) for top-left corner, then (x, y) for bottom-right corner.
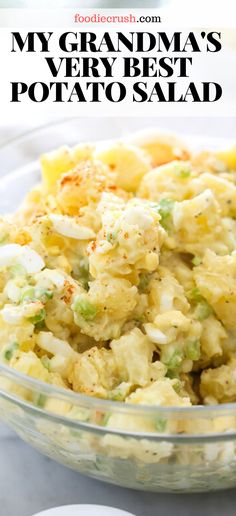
(0, 119), (236, 493)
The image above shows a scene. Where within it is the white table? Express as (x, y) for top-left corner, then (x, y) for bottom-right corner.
(1, 422), (236, 516)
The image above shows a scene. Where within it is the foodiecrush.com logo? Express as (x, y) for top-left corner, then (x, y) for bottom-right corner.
(73, 13), (162, 24)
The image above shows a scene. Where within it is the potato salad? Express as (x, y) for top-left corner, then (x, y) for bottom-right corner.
(1, 130), (236, 409)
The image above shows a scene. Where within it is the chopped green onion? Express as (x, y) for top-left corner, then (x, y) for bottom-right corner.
(179, 169), (191, 179)
(155, 417), (167, 432)
(73, 297), (97, 321)
(36, 394), (47, 408)
(188, 287), (213, 321)
(79, 262), (90, 291)
(154, 198), (175, 232)
(72, 258), (90, 291)
(138, 272), (151, 292)
(3, 341), (19, 361)
(192, 256), (202, 266)
(136, 315), (146, 324)
(20, 287), (35, 302)
(166, 369), (178, 380)
(21, 287), (53, 304)
(100, 413), (111, 426)
(28, 308), (46, 325)
(41, 356), (51, 371)
(108, 388), (124, 401)
(173, 163), (191, 179)
(35, 320), (46, 330)
(36, 288), (53, 302)
(172, 380), (182, 394)
(188, 287), (203, 302)
(162, 348), (183, 370)
(185, 339), (201, 361)
(195, 301), (213, 321)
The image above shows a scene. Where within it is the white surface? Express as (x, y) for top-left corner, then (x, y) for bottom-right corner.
(33, 505), (135, 516)
(1, 116), (236, 148)
(1, 420), (236, 516)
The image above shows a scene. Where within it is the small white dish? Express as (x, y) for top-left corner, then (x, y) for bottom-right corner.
(33, 505), (135, 516)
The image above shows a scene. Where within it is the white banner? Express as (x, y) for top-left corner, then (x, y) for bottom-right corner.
(0, 5), (235, 122)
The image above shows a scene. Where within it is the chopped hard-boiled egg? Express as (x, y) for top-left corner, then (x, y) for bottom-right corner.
(0, 244), (44, 273)
(48, 214), (95, 240)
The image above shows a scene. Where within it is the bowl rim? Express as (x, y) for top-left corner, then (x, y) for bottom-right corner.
(1, 361), (236, 418)
(2, 364), (236, 441)
(0, 118), (236, 435)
